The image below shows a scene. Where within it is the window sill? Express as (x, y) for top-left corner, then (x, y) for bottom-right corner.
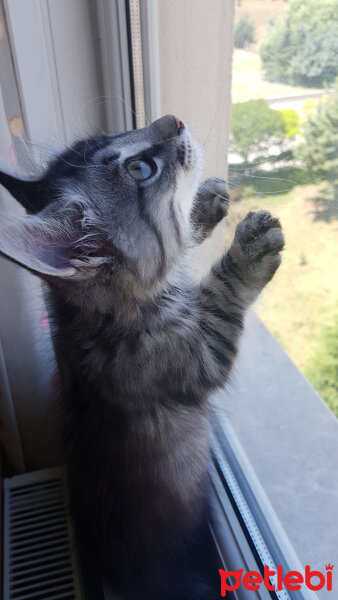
(210, 310), (338, 597)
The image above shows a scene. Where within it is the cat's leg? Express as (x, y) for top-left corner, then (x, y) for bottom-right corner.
(198, 210), (284, 385)
(191, 177), (229, 244)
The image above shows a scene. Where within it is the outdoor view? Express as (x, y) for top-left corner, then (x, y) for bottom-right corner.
(228, 0), (338, 414)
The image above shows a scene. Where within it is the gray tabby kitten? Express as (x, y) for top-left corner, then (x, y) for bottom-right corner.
(0, 116), (284, 599)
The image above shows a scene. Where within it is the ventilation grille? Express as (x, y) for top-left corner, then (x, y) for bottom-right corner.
(4, 468), (83, 600)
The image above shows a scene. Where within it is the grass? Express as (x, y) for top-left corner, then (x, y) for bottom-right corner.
(232, 50), (322, 104)
(225, 184), (338, 411)
(303, 316), (338, 415)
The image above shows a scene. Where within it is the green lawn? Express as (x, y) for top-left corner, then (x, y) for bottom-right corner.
(226, 184), (338, 414)
(232, 49), (322, 104)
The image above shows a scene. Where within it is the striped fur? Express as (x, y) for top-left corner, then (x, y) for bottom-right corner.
(0, 116), (284, 599)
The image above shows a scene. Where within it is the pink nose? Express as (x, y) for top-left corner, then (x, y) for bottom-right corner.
(173, 115), (185, 132)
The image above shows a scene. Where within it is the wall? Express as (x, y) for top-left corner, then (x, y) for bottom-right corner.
(156, 0), (235, 274)
(157, 0), (234, 179)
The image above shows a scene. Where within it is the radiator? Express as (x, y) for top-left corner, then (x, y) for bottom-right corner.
(3, 467), (83, 600)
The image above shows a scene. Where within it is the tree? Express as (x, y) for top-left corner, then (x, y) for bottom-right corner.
(278, 109), (300, 138)
(287, 0), (338, 30)
(260, 18), (291, 84)
(230, 99), (285, 162)
(296, 89), (338, 200)
(234, 15), (256, 49)
(289, 26), (338, 88)
(260, 0), (338, 88)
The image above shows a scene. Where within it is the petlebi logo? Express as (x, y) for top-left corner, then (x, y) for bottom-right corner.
(219, 564), (334, 596)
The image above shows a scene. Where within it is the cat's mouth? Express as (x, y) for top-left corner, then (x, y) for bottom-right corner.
(179, 133), (204, 188)
(177, 129), (198, 172)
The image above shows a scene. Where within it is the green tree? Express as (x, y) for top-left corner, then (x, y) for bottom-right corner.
(290, 26), (338, 88)
(234, 15), (256, 49)
(296, 89), (338, 200)
(287, 0), (338, 30)
(304, 316), (338, 416)
(230, 99), (285, 162)
(278, 109), (300, 138)
(260, 0), (338, 87)
(260, 18), (292, 84)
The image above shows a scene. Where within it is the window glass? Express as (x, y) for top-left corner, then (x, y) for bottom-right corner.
(229, 0), (338, 416)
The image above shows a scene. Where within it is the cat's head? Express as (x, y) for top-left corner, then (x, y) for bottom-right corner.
(0, 116), (203, 309)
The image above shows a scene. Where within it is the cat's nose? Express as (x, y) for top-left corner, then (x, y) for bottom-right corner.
(173, 116), (185, 132)
(151, 115), (185, 139)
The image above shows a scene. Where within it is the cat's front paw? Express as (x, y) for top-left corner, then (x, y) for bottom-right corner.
(192, 178), (229, 241)
(231, 210), (284, 288)
(196, 177), (229, 225)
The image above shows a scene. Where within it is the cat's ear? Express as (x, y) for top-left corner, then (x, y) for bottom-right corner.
(0, 215), (105, 280)
(0, 216), (76, 278)
(0, 169), (47, 214)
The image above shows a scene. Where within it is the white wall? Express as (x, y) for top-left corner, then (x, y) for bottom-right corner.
(157, 0), (234, 178)
(157, 0), (235, 274)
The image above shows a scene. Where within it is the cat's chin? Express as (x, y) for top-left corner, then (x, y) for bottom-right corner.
(179, 128), (204, 176)
(174, 147), (204, 229)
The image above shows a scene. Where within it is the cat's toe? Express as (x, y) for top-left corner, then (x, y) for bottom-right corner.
(237, 210), (284, 257)
(202, 177), (228, 199)
(234, 210), (284, 285)
(196, 177), (229, 225)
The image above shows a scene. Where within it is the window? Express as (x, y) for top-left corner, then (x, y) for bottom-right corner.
(218, 0), (338, 592)
(230, 0), (338, 418)
(0, 1), (337, 598)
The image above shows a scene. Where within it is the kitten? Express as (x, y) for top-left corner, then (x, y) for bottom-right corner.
(0, 115), (284, 599)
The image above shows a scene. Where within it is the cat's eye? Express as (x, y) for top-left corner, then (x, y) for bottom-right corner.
(126, 159), (156, 181)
